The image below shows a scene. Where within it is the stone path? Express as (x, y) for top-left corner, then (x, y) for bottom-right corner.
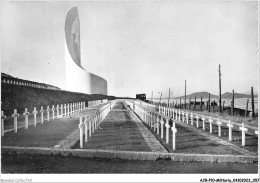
(82, 102), (167, 152)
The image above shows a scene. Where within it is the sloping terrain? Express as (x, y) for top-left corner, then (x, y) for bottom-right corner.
(1, 83), (116, 116)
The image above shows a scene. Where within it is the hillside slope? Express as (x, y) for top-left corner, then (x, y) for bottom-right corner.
(173, 91), (218, 99)
(1, 83), (116, 116)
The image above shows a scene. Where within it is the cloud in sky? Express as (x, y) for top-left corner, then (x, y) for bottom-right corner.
(2, 1), (258, 98)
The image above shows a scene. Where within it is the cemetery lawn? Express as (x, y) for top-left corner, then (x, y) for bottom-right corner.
(1, 118), (79, 147)
(1, 153), (257, 173)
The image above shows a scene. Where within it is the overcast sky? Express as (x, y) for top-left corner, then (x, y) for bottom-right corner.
(1, 1), (258, 98)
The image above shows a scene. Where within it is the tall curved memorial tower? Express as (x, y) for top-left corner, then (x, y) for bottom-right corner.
(64, 7), (107, 95)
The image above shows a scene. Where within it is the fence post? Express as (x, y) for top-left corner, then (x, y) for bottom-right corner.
(239, 123), (248, 146)
(227, 120), (233, 141)
(23, 108), (29, 129)
(40, 106), (44, 124)
(46, 106), (50, 121)
(78, 117), (84, 149)
(171, 122), (177, 150)
(245, 99), (249, 118)
(1, 111), (7, 136)
(32, 107), (38, 127)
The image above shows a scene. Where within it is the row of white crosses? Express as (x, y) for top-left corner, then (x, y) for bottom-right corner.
(1, 101), (86, 136)
(134, 104), (177, 150)
(78, 100), (117, 148)
(158, 105), (258, 147)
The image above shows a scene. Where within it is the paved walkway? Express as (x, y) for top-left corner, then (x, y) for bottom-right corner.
(82, 102), (167, 152)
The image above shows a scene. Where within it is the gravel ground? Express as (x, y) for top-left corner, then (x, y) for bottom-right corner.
(1, 118), (79, 147)
(1, 154), (257, 173)
(78, 102), (151, 151)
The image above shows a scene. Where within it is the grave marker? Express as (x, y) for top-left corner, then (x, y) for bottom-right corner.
(186, 112), (189, 124)
(64, 104), (67, 116)
(165, 118), (170, 143)
(171, 122), (177, 150)
(46, 106), (50, 121)
(201, 116), (205, 130)
(32, 107), (38, 127)
(11, 109), (19, 133)
(84, 116), (88, 142)
(209, 116), (213, 133)
(61, 104), (63, 117)
(195, 115), (199, 128)
(216, 118), (222, 137)
(227, 120), (233, 141)
(52, 105), (55, 119)
(160, 117), (164, 139)
(23, 108), (30, 129)
(157, 115), (160, 135)
(1, 111), (7, 136)
(78, 117), (84, 149)
(239, 123), (248, 146)
(190, 113), (194, 126)
(56, 105), (59, 118)
(40, 106), (44, 124)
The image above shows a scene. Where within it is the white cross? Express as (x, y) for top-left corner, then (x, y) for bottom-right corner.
(84, 116), (89, 142)
(52, 105), (55, 119)
(1, 111), (7, 136)
(153, 113), (157, 131)
(60, 104), (63, 117)
(157, 115), (160, 135)
(32, 107), (38, 127)
(40, 106), (44, 124)
(67, 104), (70, 115)
(89, 118), (92, 137)
(226, 120), (233, 141)
(239, 123), (248, 146)
(23, 108), (30, 129)
(46, 106), (50, 121)
(165, 118), (170, 144)
(70, 104), (73, 114)
(64, 104), (67, 116)
(216, 118), (222, 137)
(208, 117), (213, 133)
(201, 116), (205, 130)
(78, 117), (84, 149)
(190, 113), (194, 126)
(178, 109), (181, 121)
(255, 131), (258, 135)
(171, 123), (177, 150)
(186, 112), (189, 124)
(182, 111), (185, 122)
(160, 117), (164, 139)
(196, 115), (199, 128)
(56, 105), (59, 118)
(11, 109), (20, 133)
